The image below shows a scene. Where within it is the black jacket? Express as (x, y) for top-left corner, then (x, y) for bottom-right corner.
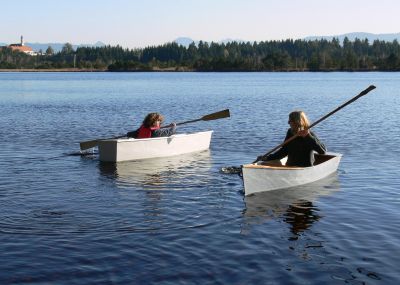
(264, 129), (326, 167)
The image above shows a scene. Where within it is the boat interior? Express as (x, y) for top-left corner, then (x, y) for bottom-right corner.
(314, 154), (336, 165)
(246, 153), (336, 169)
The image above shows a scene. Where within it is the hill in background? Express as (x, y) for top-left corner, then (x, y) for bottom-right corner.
(175, 32), (400, 47)
(174, 37), (245, 47)
(304, 32), (400, 42)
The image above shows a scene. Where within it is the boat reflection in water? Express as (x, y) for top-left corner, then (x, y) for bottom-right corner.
(242, 173), (341, 237)
(98, 150), (213, 190)
(97, 150), (214, 233)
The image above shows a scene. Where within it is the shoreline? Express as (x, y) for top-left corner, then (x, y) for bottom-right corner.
(0, 68), (387, 73)
(0, 68), (107, 72)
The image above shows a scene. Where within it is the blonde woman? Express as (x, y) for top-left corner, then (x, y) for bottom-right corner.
(127, 112), (176, 139)
(257, 110), (326, 167)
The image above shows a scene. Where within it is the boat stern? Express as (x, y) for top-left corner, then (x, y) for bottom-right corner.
(98, 139), (118, 162)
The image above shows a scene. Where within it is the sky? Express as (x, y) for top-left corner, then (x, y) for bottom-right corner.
(1, 0), (399, 48)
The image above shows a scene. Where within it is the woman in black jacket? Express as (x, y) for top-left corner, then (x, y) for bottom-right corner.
(257, 110), (326, 167)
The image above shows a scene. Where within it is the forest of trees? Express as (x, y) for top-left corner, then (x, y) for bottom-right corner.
(1, 37), (400, 71)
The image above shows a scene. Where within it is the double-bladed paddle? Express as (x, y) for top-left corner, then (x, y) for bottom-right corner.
(253, 85), (376, 163)
(79, 109), (230, 151)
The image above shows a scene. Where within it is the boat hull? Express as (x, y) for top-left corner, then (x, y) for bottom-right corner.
(242, 153), (342, 196)
(98, 130), (213, 162)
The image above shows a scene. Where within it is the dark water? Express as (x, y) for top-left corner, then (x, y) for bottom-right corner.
(0, 72), (399, 284)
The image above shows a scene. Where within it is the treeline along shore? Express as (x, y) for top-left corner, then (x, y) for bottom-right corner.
(1, 37), (400, 71)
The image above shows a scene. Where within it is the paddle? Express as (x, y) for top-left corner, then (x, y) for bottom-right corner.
(253, 85), (376, 163)
(79, 135), (126, 151)
(79, 109), (230, 151)
(158, 109), (231, 128)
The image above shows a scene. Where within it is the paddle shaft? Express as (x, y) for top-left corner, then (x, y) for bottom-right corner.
(254, 85), (376, 163)
(79, 135), (126, 151)
(160, 118), (202, 128)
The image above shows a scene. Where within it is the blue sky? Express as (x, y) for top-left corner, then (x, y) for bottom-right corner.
(2, 0), (399, 48)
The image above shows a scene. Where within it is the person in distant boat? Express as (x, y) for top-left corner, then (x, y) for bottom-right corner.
(256, 110), (326, 167)
(127, 112), (176, 139)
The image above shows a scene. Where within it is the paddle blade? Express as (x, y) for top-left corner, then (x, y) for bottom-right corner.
(360, 85), (376, 96)
(201, 109), (230, 121)
(220, 166), (242, 174)
(80, 139), (99, 151)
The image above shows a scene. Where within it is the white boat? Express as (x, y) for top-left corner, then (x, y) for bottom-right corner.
(98, 130), (213, 162)
(242, 153), (342, 196)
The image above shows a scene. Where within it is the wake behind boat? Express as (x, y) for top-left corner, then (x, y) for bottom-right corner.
(98, 130), (213, 162)
(242, 153), (342, 196)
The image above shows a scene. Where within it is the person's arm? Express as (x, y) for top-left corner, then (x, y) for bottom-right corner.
(126, 129), (139, 138)
(307, 131), (327, 154)
(152, 123), (176, 137)
(262, 146), (288, 161)
(257, 129), (291, 161)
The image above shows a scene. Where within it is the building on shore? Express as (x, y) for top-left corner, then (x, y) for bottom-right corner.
(5, 36), (37, 55)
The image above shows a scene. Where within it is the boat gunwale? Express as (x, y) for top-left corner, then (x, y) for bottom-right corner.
(243, 164), (304, 170)
(100, 130), (213, 143)
(242, 153), (341, 171)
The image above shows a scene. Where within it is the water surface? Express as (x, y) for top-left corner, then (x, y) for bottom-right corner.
(0, 72), (399, 284)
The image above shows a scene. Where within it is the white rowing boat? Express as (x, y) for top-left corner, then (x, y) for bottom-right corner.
(98, 130), (213, 162)
(242, 153), (342, 196)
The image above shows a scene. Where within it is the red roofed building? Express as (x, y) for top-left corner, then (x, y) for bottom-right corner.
(8, 36), (37, 55)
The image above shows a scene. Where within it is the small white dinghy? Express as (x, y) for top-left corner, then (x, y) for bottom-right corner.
(240, 86), (376, 196)
(98, 130), (213, 162)
(242, 153), (342, 196)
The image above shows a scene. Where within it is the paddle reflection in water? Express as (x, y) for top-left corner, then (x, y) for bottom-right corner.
(242, 173), (341, 236)
(98, 150), (213, 190)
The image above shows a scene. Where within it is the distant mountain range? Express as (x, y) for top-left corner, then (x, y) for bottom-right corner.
(0, 41), (106, 52)
(175, 32), (400, 47)
(304, 32), (400, 42)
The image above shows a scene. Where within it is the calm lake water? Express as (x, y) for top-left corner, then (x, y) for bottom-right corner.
(0, 72), (399, 284)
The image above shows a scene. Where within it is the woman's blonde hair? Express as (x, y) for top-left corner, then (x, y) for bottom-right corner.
(143, 112), (164, 128)
(289, 110), (310, 134)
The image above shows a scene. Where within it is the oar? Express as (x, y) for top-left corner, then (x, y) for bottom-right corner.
(253, 85), (376, 163)
(79, 109), (230, 151)
(161, 109), (230, 128)
(79, 135), (126, 151)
